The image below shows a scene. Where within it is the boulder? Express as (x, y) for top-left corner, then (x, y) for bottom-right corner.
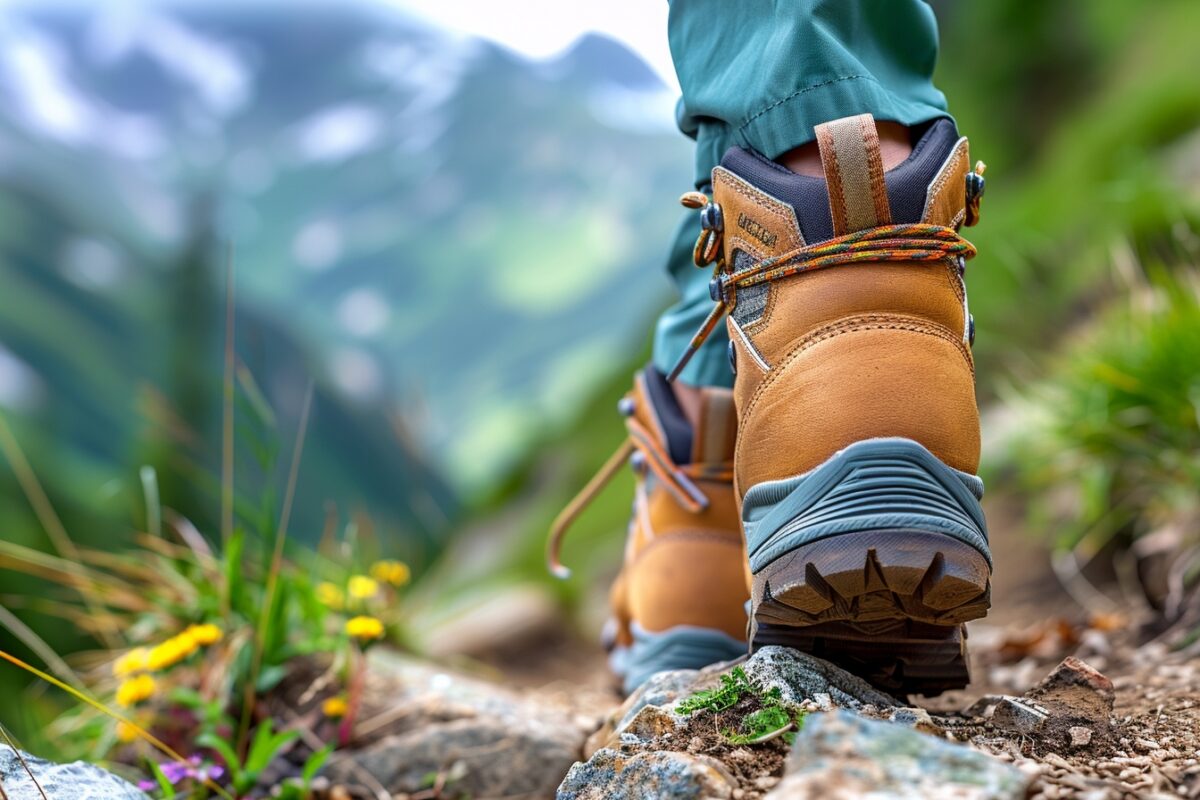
(0, 745), (149, 800)
(766, 710), (1028, 800)
(558, 749), (737, 800)
(325, 649), (593, 799)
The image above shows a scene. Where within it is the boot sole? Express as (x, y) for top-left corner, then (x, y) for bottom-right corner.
(749, 529), (989, 695)
(741, 438), (992, 696)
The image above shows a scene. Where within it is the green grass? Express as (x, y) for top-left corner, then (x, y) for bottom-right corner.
(676, 665), (805, 746)
(1002, 258), (1200, 557)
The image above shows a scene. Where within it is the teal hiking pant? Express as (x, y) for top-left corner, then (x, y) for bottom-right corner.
(653, 0), (951, 387)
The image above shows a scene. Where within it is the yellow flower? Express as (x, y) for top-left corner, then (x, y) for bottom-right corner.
(345, 615), (385, 641)
(347, 575), (379, 600)
(116, 674), (157, 707)
(113, 647), (149, 677)
(116, 721), (141, 743)
(146, 631), (200, 671)
(370, 560), (411, 587)
(317, 581), (345, 609)
(322, 697), (348, 718)
(186, 623), (223, 646)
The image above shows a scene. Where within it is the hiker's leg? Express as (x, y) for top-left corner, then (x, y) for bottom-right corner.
(666, 0), (993, 695)
(653, 0), (950, 393)
(603, 0), (990, 696)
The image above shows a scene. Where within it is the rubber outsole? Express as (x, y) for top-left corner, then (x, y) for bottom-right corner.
(749, 529), (991, 696)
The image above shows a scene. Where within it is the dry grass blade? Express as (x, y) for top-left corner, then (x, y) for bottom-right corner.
(0, 649), (234, 800)
(0, 412), (121, 649)
(165, 511), (217, 567)
(0, 540), (142, 603)
(0, 725), (49, 800)
(0, 604), (80, 686)
(221, 245), (235, 551)
(239, 380), (314, 754)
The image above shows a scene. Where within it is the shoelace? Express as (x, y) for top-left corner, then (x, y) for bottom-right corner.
(549, 173), (984, 576)
(668, 188), (981, 381)
(546, 407), (732, 578)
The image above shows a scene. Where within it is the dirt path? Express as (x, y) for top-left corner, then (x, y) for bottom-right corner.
(466, 492), (1199, 799)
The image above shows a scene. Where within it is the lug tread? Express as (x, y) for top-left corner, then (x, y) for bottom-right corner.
(750, 530), (991, 695)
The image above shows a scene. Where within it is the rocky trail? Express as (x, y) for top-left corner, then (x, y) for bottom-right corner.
(321, 521), (1197, 800)
(3, 497), (1199, 800)
(303, 495), (1200, 800)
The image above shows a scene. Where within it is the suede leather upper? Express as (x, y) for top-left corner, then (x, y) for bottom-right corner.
(716, 115), (981, 501)
(609, 370), (748, 647)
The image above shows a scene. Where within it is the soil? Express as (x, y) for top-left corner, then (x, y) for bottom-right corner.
(459, 492), (1200, 799)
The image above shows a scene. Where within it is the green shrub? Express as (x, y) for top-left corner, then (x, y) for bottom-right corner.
(1006, 260), (1200, 555)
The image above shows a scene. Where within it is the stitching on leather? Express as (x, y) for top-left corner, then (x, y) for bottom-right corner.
(715, 168), (803, 344)
(730, 317), (770, 374)
(715, 168), (802, 246)
(820, 128), (849, 234)
(922, 138), (968, 222)
(735, 313), (975, 469)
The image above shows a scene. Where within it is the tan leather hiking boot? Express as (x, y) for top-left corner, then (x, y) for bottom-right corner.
(549, 367), (748, 692)
(675, 114), (991, 695)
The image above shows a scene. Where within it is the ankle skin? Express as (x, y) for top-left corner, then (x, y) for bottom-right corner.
(779, 120), (913, 176)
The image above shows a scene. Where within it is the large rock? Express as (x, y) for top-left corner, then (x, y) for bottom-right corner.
(0, 745), (149, 800)
(564, 648), (1032, 800)
(739, 647), (897, 709)
(587, 647), (898, 757)
(566, 648), (923, 799)
(558, 749), (737, 800)
(325, 649), (595, 799)
(766, 710), (1028, 800)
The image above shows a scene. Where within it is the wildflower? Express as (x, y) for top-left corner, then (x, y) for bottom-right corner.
(322, 697), (348, 718)
(137, 756), (224, 792)
(347, 575), (379, 600)
(370, 560), (411, 587)
(186, 623), (223, 646)
(146, 631), (200, 671)
(113, 647), (149, 677)
(116, 721), (141, 743)
(317, 581), (345, 609)
(345, 615), (385, 641)
(116, 674), (157, 707)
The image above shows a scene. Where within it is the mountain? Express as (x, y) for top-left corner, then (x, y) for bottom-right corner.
(0, 0), (692, 502)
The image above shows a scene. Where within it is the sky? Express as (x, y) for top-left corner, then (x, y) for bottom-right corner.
(386, 0), (680, 91)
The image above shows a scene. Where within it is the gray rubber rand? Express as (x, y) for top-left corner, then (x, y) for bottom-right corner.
(612, 623), (746, 694)
(740, 438), (992, 695)
(742, 437), (990, 574)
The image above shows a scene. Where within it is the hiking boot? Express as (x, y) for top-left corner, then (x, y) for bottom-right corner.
(549, 366), (748, 692)
(676, 114), (991, 695)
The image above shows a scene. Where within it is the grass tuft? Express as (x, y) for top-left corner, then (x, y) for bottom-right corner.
(676, 666), (805, 746)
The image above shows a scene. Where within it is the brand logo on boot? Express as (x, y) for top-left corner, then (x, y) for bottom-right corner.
(737, 213), (777, 248)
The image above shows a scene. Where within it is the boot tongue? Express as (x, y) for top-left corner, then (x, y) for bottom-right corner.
(639, 367), (692, 464)
(691, 388), (736, 464)
(717, 117), (960, 246)
(636, 367), (736, 466)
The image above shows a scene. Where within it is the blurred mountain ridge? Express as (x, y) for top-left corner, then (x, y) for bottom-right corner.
(0, 0), (692, 536)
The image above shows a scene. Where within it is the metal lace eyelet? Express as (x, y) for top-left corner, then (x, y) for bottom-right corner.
(629, 450), (647, 475)
(617, 397), (636, 417)
(700, 202), (723, 233)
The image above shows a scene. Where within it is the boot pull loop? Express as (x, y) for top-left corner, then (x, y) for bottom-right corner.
(815, 113), (893, 236)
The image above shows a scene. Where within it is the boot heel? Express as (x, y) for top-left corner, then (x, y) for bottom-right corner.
(742, 438), (991, 694)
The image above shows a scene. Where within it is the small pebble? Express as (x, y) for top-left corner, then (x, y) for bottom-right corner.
(1069, 726), (1093, 748)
